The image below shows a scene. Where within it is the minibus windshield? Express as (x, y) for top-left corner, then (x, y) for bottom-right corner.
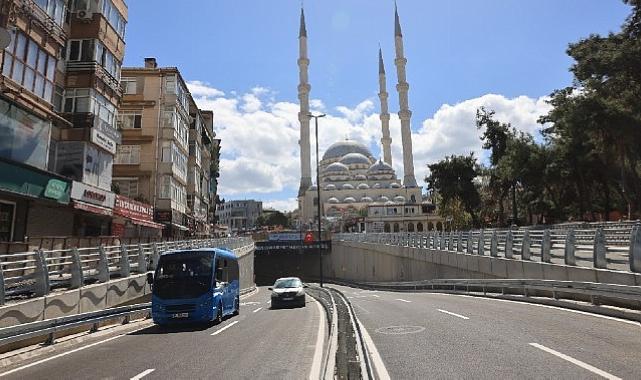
(154, 253), (213, 299)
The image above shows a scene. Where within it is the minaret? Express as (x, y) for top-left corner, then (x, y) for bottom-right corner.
(378, 48), (393, 167)
(393, 4), (418, 187)
(298, 7), (312, 196)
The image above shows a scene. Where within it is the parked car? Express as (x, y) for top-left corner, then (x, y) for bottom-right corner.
(269, 277), (307, 308)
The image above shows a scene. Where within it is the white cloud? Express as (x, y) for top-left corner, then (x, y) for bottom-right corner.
(186, 80), (225, 98)
(189, 81), (551, 207)
(263, 198), (298, 212)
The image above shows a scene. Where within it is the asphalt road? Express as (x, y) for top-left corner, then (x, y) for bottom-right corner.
(332, 284), (641, 380)
(0, 287), (322, 380)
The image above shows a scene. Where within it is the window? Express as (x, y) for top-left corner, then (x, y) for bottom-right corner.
(83, 145), (113, 190)
(113, 178), (139, 198)
(64, 89), (117, 130)
(102, 0), (127, 37)
(3, 30), (57, 103)
(121, 78), (137, 94)
(162, 107), (189, 150)
(115, 145), (140, 164)
(117, 111), (142, 129)
(34, 0), (66, 26)
(66, 39), (120, 79)
(63, 89), (91, 113)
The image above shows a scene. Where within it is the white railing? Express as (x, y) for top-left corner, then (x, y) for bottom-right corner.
(334, 222), (641, 273)
(0, 237), (253, 305)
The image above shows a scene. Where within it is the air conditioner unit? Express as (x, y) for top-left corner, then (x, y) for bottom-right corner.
(77, 10), (93, 20)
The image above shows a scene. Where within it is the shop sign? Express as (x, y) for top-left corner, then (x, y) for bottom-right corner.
(94, 120), (122, 144)
(111, 222), (125, 237)
(0, 158), (70, 204)
(70, 181), (115, 208)
(114, 195), (154, 222)
(91, 129), (116, 154)
(155, 210), (172, 223)
(44, 179), (68, 201)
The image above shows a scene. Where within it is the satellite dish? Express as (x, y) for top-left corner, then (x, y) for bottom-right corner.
(0, 28), (11, 50)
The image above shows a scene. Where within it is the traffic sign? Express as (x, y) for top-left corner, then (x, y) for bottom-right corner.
(304, 232), (314, 244)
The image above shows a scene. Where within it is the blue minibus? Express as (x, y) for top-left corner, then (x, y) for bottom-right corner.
(147, 248), (239, 325)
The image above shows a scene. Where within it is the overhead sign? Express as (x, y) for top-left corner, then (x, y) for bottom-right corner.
(91, 128), (116, 154)
(70, 181), (115, 208)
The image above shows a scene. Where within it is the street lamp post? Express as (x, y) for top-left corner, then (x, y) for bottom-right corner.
(309, 113), (326, 287)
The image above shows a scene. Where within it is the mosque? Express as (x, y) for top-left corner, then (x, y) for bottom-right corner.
(296, 5), (442, 233)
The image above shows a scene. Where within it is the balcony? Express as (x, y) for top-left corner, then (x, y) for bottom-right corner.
(14, 0), (67, 46)
(66, 61), (123, 97)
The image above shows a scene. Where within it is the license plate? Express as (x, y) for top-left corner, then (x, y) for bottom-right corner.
(172, 312), (188, 318)
(282, 297), (293, 301)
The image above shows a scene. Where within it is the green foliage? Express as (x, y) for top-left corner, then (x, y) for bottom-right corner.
(256, 211), (289, 228)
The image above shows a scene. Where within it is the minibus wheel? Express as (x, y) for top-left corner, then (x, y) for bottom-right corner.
(233, 297), (239, 316)
(215, 302), (223, 324)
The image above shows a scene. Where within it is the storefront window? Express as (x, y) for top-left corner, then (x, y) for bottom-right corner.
(0, 98), (52, 170)
(55, 142), (112, 191)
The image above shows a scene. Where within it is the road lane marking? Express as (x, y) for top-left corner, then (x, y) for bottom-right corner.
(371, 294), (380, 298)
(354, 302), (370, 314)
(358, 320), (391, 380)
(130, 368), (155, 380)
(437, 309), (469, 319)
(240, 301), (260, 306)
(395, 298), (411, 303)
(529, 343), (621, 380)
(308, 296), (326, 380)
(252, 307), (262, 313)
(210, 320), (238, 336)
(0, 324), (151, 377)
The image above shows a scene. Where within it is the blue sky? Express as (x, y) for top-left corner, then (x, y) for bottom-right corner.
(123, 1), (631, 211)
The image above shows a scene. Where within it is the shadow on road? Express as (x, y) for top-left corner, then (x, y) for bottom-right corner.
(129, 322), (214, 335)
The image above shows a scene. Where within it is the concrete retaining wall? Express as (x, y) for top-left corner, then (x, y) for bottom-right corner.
(329, 241), (641, 286)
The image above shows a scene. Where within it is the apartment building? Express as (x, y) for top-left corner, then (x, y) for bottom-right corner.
(216, 200), (263, 232)
(113, 58), (218, 238)
(0, 0), (130, 241)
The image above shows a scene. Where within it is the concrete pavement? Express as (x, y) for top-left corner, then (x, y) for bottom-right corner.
(332, 284), (641, 380)
(0, 287), (322, 380)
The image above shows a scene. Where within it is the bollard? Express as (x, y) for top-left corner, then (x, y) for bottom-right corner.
(34, 249), (50, 297)
(449, 231), (454, 252)
(69, 248), (84, 289)
(490, 231), (498, 257)
(97, 245), (110, 282)
(137, 244), (147, 273)
(120, 244), (131, 278)
(457, 232), (463, 252)
(151, 242), (160, 270)
(478, 231), (485, 256)
(439, 232), (446, 250)
(593, 227), (607, 269)
(521, 230), (531, 260)
(505, 230), (514, 259)
(564, 229), (576, 266)
(466, 233), (473, 254)
(541, 230), (552, 263)
(629, 224), (641, 273)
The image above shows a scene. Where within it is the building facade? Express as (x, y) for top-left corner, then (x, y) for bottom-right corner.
(113, 58), (218, 238)
(216, 200), (262, 233)
(0, 0), (134, 241)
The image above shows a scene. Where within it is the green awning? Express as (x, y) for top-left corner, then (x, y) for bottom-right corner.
(0, 158), (71, 204)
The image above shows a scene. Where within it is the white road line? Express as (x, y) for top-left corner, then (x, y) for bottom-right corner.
(354, 302), (370, 314)
(210, 320), (238, 336)
(265, 300), (271, 304)
(371, 294), (380, 298)
(252, 307), (262, 313)
(0, 324), (151, 377)
(130, 368), (155, 380)
(358, 320), (391, 380)
(308, 296), (326, 380)
(437, 309), (470, 320)
(395, 298), (411, 303)
(240, 301), (260, 306)
(529, 343), (622, 380)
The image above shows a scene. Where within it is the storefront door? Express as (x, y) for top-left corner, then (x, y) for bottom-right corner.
(0, 201), (16, 242)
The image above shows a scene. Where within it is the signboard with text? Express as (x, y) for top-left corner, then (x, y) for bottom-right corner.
(70, 181), (115, 208)
(114, 195), (154, 222)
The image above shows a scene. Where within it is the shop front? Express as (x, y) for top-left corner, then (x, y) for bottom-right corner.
(112, 195), (163, 238)
(70, 181), (115, 236)
(154, 209), (189, 238)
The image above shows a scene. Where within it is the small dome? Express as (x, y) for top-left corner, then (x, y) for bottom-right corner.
(394, 195), (406, 202)
(378, 195), (390, 202)
(357, 183), (370, 189)
(360, 196), (373, 202)
(385, 200), (395, 205)
(325, 162), (349, 173)
(367, 159), (394, 174)
(340, 152), (372, 166)
(342, 183), (355, 189)
(354, 174), (367, 180)
(373, 183), (381, 189)
(390, 182), (401, 188)
(322, 140), (373, 161)
(324, 184), (336, 190)
(327, 197), (339, 204)
(343, 197), (356, 203)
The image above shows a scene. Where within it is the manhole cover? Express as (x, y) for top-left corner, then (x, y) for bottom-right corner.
(375, 325), (425, 335)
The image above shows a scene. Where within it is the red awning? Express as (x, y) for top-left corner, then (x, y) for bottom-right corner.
(130, 217), (164, 229)
(73, 201), (113, 216)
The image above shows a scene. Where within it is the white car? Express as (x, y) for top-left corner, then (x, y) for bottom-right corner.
(269, 277), (307, 308)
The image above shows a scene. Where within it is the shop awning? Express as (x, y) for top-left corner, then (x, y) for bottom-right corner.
(73, 201), (113, 216)
(131, 218), (164, 229)
(171, 222), (189, 231)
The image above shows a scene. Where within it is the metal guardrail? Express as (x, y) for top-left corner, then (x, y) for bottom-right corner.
(0, 237), (253, 305)
(335, 222), (641, 273)
(0, 303), (151, 347)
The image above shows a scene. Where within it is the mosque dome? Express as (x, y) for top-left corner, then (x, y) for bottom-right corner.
(354, 174), (367, 180)
(360, 196), (373, 202)
(378, 195), (390, 202)
(390, 182), (401, 188)
(324, 184), (336, 190)
(367, 159), (395, 174)
(342, 183), (355, 190)
(372, 183), (381, 189)
(340, 153), (372, 166)
(322, 140), (373, 161)
(343, 197), (356, 203)
(394, 195), (406, 203)
(357, 183), (370, 189)
(327, 197), (339, 204)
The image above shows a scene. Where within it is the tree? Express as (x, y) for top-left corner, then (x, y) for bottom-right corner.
(256, 211), (289, 228)
(426, 154), (481, 226)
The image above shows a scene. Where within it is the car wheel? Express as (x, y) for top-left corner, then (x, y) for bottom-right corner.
(215, 302), (223, 324)
(232, 297), (239, 316)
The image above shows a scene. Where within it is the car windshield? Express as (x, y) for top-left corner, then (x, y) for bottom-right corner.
(274, 278), (302, 289)
(153, 252), (213, 299)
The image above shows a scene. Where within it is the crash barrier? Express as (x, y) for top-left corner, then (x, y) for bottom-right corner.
(335, 222), (641, 273)
(0, 237), (254, 306)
